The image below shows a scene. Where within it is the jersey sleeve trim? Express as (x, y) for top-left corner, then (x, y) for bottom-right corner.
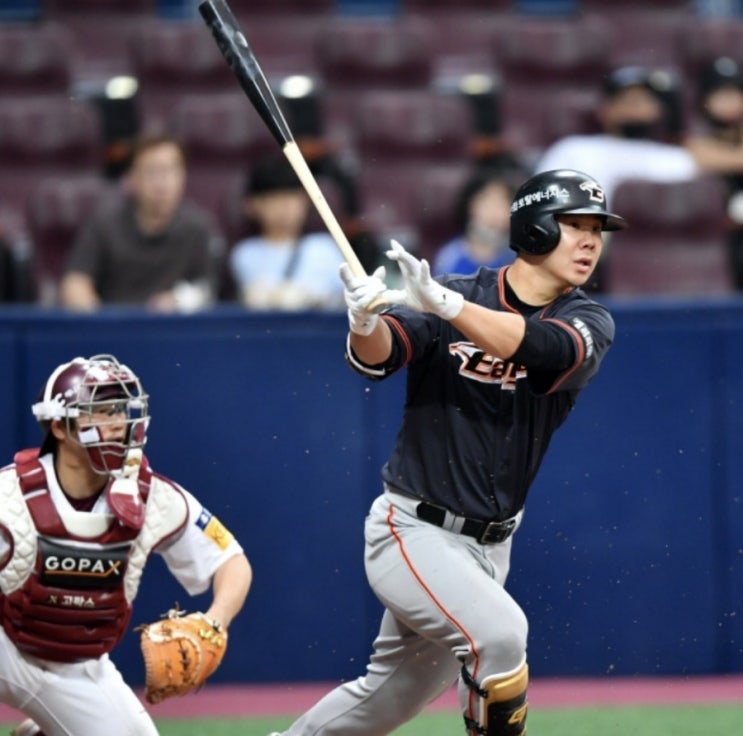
(384, 314), (413, 363)
(344, 315), (413, 379)
(539, 317), (586, 394)
(345, 334), (387, 378)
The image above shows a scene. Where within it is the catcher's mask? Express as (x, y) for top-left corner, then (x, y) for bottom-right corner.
(32, 354), (149, 476)
(509, 169), (627, 255)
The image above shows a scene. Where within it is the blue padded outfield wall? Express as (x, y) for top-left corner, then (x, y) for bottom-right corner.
(0, 299), (742, 686)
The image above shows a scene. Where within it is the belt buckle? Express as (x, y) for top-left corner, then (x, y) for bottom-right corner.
(478, 519), (516, 544)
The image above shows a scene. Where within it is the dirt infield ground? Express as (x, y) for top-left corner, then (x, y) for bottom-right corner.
(1, 675), (741, 724)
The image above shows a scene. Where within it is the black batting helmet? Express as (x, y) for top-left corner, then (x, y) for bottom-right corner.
(509, 169), (627, 255)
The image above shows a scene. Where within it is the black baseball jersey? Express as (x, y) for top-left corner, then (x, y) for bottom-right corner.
(347, 266), (614, 521)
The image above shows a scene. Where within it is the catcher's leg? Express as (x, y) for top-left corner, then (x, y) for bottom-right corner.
(461, 662), (528, 736)
(9, 719), (44, 736)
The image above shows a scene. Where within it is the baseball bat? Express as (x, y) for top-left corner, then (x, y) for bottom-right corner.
(199, 0), (385, 311)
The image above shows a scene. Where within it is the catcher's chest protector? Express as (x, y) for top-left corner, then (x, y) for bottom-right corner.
(0, 450), (186, 662)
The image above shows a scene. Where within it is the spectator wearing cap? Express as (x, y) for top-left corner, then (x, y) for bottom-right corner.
(685, 57), (743, 289)
(535, 64), (700, 203)
(229, 153), (345, 311)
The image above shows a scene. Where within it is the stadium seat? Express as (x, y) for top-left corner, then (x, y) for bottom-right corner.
(0, 22), (76, 97)
(403, 0), (511, 8)
(583, 8), (688, 70)
(357, 160), (479, 258)
(491, 14), (612, 88)
(43, 0), (154, 12)
(229, 0), (333, 10)
(581, 0), (690, 10)
(348, 89), (478, 256)
(0, 97), (102, 168)
(128, 19), (236, 128)
(353, 90), (472, 161)
(489, 14), (611, 153)
(501, 86), (599, 155)
(168, 92), (275, 168)
(25, 174), (117, 305)
(41, 0), (154, 79)
(0, 97), (103, 219)
(606, 177), (733, 296)
(676, 17), (743, 77)
(315, 16), (435, 89)
(413, 162), (472, 260)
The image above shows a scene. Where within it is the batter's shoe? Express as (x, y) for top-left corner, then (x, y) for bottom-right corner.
(9, 719), (43, 736)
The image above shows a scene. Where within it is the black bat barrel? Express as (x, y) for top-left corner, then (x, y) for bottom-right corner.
(198, 0), (294, 147)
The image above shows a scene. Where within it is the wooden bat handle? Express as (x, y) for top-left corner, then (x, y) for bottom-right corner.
(282, 143), (386, 313)
(283, 143), (364, 276)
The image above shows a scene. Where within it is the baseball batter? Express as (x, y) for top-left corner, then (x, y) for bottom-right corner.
(272, 169), (626, 736)
(0, 354), (252, 736)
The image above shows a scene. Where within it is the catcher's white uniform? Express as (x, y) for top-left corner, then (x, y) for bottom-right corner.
(0, 453), (242, 736)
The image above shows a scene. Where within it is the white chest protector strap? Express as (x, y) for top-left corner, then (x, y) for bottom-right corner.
(0, 469), (38, 595)
(124, 475), (188, 604)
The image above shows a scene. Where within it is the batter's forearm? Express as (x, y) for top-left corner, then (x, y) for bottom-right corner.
(451, 302), (527, 360)
(348, 317), (394, 365)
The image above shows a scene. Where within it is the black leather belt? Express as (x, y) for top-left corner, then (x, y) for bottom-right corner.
(415, 501), (517, 545)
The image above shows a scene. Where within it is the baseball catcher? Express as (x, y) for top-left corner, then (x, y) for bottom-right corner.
(2, 354), (252, 736)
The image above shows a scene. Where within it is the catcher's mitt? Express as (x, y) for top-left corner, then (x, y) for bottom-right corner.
(138, 607), (228, 704)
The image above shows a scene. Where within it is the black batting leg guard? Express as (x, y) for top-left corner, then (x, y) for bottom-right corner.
(462, 662), (528, 736)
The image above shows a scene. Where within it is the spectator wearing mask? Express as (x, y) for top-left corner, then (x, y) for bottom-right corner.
(536, 65), (700, 202)
(431, 166), (522, 277)
(685, 56), (743, 289)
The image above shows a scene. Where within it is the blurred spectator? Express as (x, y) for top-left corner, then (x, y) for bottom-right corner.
(694, 0), (743, 16)
(0, 235), (19, 302)
(431, 164), (524, 277)
(229, 154), (345, 311)
(279, 78), (382, 275)
(685, 57), (743, 289)
(535, 65), (701, 292)
(535, 65), (700, 202)
(0, 221), (35, 304)
(59, 133), (223, 313)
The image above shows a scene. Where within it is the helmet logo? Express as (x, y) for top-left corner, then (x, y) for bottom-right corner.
(579, 181), (605, 202)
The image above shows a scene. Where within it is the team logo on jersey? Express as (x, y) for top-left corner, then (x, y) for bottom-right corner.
(449, 342), (526, 388)
(39, 537), (129, 590)
(196, 509), (234, 551)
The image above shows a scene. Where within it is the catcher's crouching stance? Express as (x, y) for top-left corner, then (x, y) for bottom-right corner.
(1, 354), (252, 736)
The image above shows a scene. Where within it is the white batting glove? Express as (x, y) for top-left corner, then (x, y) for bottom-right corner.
(385, 240), (464, 320)
(339, 263), (387, 336)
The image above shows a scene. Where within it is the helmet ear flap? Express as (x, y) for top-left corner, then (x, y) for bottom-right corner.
(513, 215), (561, 255)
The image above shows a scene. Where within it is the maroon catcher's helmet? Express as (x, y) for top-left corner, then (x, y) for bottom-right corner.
(32, 354), (149, 475)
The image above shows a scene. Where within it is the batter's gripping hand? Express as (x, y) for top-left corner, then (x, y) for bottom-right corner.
(385, 240), (464, 320)
(138, 608), (227, 704)
(339, 263), (387, 335)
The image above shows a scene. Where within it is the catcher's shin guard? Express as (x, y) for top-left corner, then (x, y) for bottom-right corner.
(462, 662), (528, 736)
